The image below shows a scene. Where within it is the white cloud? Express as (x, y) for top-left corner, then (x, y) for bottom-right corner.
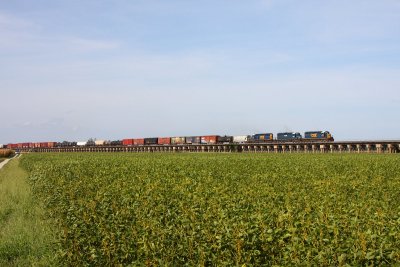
(0, 11), (120, 53)
(258, 0), (276, 9)
(0, 12), (36, 29)
(64, 37), (121, 52)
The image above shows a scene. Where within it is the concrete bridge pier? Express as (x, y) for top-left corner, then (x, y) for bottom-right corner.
(320, 144), (326, 153)
(311, 144), (316, 153)
(388, 144), (395, 153)
(339, 145), (345, 152)
(366, 144), (371, 153)
(289, 145), (294, 153)
(330, 144), (335, 153)
(296, 145), (301, 153)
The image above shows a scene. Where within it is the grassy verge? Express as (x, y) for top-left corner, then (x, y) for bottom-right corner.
(0, 158), (58, 266)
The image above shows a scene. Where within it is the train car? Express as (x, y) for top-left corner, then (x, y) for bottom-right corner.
(122, 139), (133, 146)
(277, 132), (302, 141)
(133, 138), (145, 145)
(201, 135), (219, 144)
(7, 144), (18, 149)
(47, 142), (57, 148)
(58, 141), (77, 147)
(171, 137), (186, 145)
(158, 137), (171, 145)
(304, 131), (334, 141)
(185, 136), (201, 144)
(19, 143), (32, 148)
(144, 138), (158, 145)
(110, 140), (122, 146)
(95, 140), (106, 146)
(217, 136), (233, 143)
(233, 136), (249, 143)
(250, 133), (273, 142)
(39, 142), (49, 148)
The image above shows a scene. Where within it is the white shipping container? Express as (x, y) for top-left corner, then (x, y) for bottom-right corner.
(0, 144), (4, 148)
(95, 140), (106, 145)
(233, 135), (248, 143)
(77, 141), (87, 146)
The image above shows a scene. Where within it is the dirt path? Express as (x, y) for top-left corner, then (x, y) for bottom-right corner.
(0, 159), (11, 169)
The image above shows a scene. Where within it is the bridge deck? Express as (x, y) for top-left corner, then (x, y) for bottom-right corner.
(15, 141), (400, 153)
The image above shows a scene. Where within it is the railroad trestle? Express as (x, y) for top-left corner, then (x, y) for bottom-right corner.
(15, 141), (400, 153)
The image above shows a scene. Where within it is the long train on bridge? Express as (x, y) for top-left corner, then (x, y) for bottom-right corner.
(2, 130), (333, 149)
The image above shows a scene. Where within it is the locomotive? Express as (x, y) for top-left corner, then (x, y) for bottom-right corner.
(4, 130), (333, 149)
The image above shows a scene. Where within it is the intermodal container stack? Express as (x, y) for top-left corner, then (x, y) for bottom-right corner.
(201, 135), (219, 144)
(158, 137), (171, 145)
(48, 142), (57, 148)
(144, 138), (158, 145)
(171, 137), (186, 145)
(122, 139), (133, 146)
(133, 139), (145, 145)
(186, 136), (201, 144)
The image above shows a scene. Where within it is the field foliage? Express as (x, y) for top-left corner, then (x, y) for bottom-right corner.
(20, 153), (400, 266)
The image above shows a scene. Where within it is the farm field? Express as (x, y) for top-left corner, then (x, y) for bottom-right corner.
(20, 153), (400, 266)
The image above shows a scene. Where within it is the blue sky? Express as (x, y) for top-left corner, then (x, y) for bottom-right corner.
(1, 0), (400, 143)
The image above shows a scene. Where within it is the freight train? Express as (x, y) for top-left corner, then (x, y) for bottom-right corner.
(3, 131), (333, 149)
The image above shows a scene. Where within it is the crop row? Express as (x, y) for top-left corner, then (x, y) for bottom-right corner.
(21, 153), (400, 266)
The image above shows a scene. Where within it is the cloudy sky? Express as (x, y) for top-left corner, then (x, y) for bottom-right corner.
(1, 0), (400, 143)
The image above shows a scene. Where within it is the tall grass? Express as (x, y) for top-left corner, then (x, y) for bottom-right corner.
(0, 159), (58, 266)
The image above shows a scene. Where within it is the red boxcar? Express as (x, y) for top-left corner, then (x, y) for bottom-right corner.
(133, 138), (145, 145)
(158, 137), (171, 145)
(122, 139), (133, 146)
(201, 135), (219, 144)
(48, 142), (56, 148)
(7, 143), (18, 149)
(40, 142), (49, 148)
(22, 143), (31, 148)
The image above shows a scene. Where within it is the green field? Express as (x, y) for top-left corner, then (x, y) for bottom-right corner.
(18, 153), (400, 266)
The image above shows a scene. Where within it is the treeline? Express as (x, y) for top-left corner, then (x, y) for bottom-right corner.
(0, 149), (14, 158)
